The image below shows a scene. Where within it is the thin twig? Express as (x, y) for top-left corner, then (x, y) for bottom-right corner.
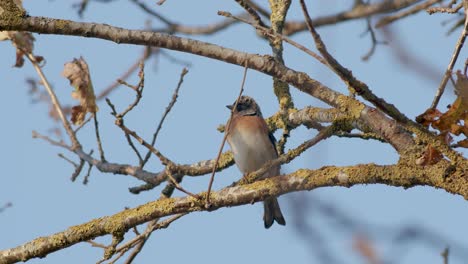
(57, 153), (79, 168)
(218, 11), (327, 66)
(244, 0), (270, 18)
(117, 62), (145, 118)
(86, 240), (107, 249)
(128, 183), (155, 194)
(298, 0), (417, 128)
(205, 64), (247, 208)
(376, 0), (443, 28)
(93, 113), (106, 162)
(25, 52), (81, 149)
(441, 247), (449, 264)
(427, 2), (463, 14)
(165, 169), (200, 198)
(430, 7), (468, 109)
(126, 132), (144, 164)
(110, 114), (174, 166)
(0, 202), (13, 213)
(83, 162), (93, 185)
(71, 158), (85, 182)
(234, 0), (267, 27)
(361, 17), (387, 61)
(73, 115), (93, 133)
(32, 130), (69, 148)
(120, 213), (187, 264)
(33, 130), (163, 186)
(141, 68), (188, 167)
(97, 46), (154, 100)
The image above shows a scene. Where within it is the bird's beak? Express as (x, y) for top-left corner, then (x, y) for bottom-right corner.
(226, 104), (233, 110)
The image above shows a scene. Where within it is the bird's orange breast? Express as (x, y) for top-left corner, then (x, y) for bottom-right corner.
(226, 115), (279, 177)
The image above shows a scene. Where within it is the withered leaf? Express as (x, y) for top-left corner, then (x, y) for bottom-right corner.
(433, 71), (468, 134)
(454, 70), (468, 103)
(438, 131), (453, 145)
(415, 145), (443, 166)
(62, 57), (98, 125)
(457, 139), (468, 148)
(0, 31), (39, 67)
(416, 108), (442, 127)
(353, 235), (380, 264)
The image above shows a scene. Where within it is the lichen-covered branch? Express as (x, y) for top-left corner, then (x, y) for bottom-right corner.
(0, 11), (421, 153)
(2, 160), (467, 264)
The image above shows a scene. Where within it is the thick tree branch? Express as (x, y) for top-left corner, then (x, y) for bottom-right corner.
(0, 11), (419, 154)
(2, 160), (467, 264)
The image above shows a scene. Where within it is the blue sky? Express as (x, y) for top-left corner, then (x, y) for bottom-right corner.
(1, 1), (468, 263)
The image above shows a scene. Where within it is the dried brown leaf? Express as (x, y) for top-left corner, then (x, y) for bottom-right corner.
(438, 131), (453, 145)
(62, 57), (98, 125)
(416, 108), (442, 127)
(433, 71), (468, 134)
(415, 145), (443, 166)
(353, 235), (380, 264)
(456, 138), (468, 148)
(0, 31), (38, 67)
(454, 70), (468, 105)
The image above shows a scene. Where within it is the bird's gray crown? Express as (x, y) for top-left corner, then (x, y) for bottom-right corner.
(227, 95), (263, 117)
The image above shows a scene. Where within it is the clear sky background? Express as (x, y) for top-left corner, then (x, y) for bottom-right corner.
(1, 1), (468, 263)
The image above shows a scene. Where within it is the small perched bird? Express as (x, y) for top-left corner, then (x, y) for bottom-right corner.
(225, 95), (286, 228)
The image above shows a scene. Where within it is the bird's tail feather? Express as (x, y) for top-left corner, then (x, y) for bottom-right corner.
(263, 197), (286, 229)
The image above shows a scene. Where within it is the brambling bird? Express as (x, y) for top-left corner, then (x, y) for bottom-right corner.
(226, 95), (286, 228)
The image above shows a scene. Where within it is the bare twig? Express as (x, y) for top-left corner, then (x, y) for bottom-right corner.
(86, 240), (107, 249)
(71, 158), (85, 182)
(97, 46), (154, 100)
(141, 68), (188, 167)
(205, 64), (247, 208)
(83, 162), (93, 185)
(117, 73), (145, 117)
(130, 0), (245, 35)
(217, 11), (327, 67)
(73, 115), (93, 133)
(361, 18), (387, 61)
(73, 0), (89, 17)
(427, 2), (463, 14)
(244, 0), (270, 18)
(376, 0), (443, 28)
(430, 5), (468, 109)
(0, 202), (12, 213)
(441, 247), (449, 264)
(234, 0), (267, 28)
(126, 133), (144, 164)
(119, 213), (187, 264)
(93, 113), (106, 162)
(25, 52), (81, 150)
(298, 0), (417, 128)
(165, 169), (200, 199)
(57, 153), (79, 168)
(111, 114), (174, 166)
(128, 183), (156, 194)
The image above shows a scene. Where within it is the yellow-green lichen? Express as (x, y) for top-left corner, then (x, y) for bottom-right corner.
(0, 0), (26, 29)
(54, 19), (72, 31)
(336, 95), (365, 119)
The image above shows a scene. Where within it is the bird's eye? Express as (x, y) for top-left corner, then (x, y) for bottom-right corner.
(236, 103), (248, 111)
